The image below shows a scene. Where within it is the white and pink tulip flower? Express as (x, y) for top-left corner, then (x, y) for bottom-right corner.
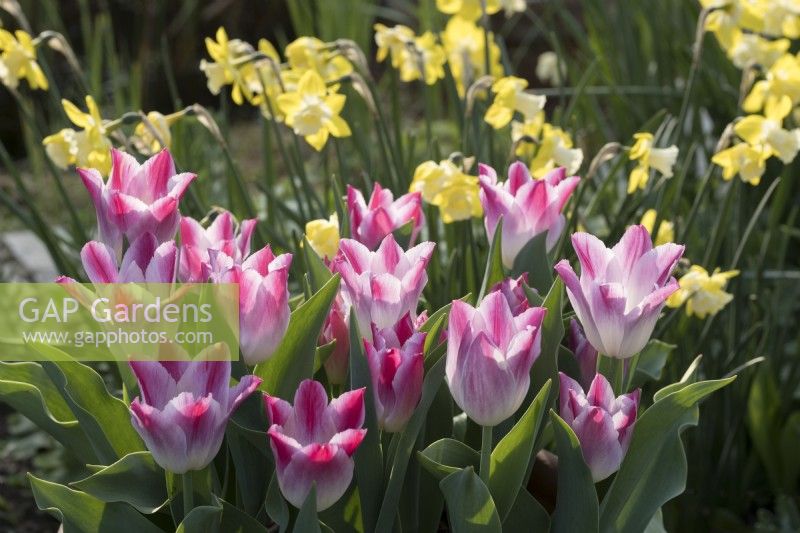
(332, 234), (434, 339)
(129, 353), (261, 474)
(347, 184), (424, 250)
(364, 314), (426, 433)
(178, 211), (257, 282)
(78, 149), (195, 253)
(568, 318), (599, 390)
(559, 372), (640, 482)
(59, 232), (177, 284)
(320, 294), (351, 385)
(446, 291), (547, 427)
(265, 380), (367, 511)
(554, 225), (684, 359)
(479, 162), (580, 268)
(216, 246), (292, 366)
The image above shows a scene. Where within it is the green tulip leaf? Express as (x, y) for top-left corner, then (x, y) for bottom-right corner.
(440, 467), (502, 532)
(599, 377), (736, 533)
(294, 485), (322, 533)
(266, 473), (290, 533)
(70, 451), (166, 514)
(418, 438), (480, 481)
(502, 489), (551, 532)
(550, 410), (599, 533)
(255, 274), (340, 398)
(511, 232), (552, 294)
(302, 237), (333, 293)
(630, 340), (675, 388)
(478, 217), (505, 300)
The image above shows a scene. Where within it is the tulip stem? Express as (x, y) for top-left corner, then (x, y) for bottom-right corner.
(182, 473), (194, 517)
(480, 425), (493, 484)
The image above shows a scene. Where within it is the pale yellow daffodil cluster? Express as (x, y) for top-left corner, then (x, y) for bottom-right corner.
(199, 28), (353, 151)
(510, 111), (583, 178)
(0, 29), (48, 91)
(374, 24), (446, 85)
(43, 96), (112, 175)
(666, 264), (739, 318)
(627, 132), (679, 194)
(640, 209), (675, 246)
(410, 159), (483, 223)
(702, 0), (800, 184)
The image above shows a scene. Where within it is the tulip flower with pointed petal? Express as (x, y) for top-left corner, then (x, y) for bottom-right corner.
(479, 162), (580, 268)
(332, 234), (435, 338)
(320, 294), (350, 385)
(554, 225), (684, 359)
(78, 149), (195, 252)
(58, 233), (177, 284)
(129, 347), (261, 474)
(488, 274), (531, 315)
(347, 184), (424, 250)
(567, 319), (598, 390)
(265, 380), (366, 511)
(179, 211), (257, 282)
(365, 314), (426, 432)
(446, 291), (547, 426)
(216, 246), (292, 365)
(559, 372), (640, 482)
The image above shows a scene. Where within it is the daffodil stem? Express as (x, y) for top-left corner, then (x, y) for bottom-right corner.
(182, 472), (194, 517)
(480, 425), (493, 485)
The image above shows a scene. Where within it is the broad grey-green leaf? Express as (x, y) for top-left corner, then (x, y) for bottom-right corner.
(418, 438), (480, 481)
(71, 451), (166, 513)
(440, 467), (502, 532)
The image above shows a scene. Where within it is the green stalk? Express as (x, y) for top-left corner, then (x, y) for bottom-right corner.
(480, 425), (493, 485)
(182, 472), (194, 517)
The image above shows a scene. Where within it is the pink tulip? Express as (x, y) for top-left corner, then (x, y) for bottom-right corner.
(347, 184), (424, 249)
(488, 274), (530, 315)
(332, 234), (434, 338)
(568, 319), (598, 390)
(364, 314), (426, 432)
(78, 149), (195, 252)
(320, 294), (351, 385)
(179, 211), (257, 282)
(554, 225), (683, 359)
(59, 233), (177, 284)
(446, 291), (547, 426)
(216, 246), (292, 365)
(265, 380), (366, 511)
(479, 162), (580, 268)
(558, 372), (640, 482)
(129, 352), (261, 474)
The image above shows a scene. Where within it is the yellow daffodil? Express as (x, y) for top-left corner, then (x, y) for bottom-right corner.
(305, 213), (340, 259)
(536, 51), (564, 86)
(284, 36), (352, 83)
(0, 29), (48, 90)
(410, 160), (483, 222)
(627, 132), (679, 194)
(711, 142), (768, 185)
(398, 32), (447, 85)
(511, 113), (546, 159)
(436, 0), (500, 21)
(743, 53), (800, 114)
(727, 33), (789, 69)
(701, 0), (764, 50)
(43, 96), (112, 174)
(759, 0), (800, 39)
(640, 209), (675, 246)
(528, 123), (583, 178)
(251, 39), (286, 120)
(374, 24), (416, 68)
(132, 111), (179, 155)
(666, 265), (739, 318)
(199, 27), (262, 105)
(277, 70), (351, 151)
(499, 0), (527, 16)
(734, 96), (800, 164)
(441, 16), (503, 96)
(484, 76), (546, 129)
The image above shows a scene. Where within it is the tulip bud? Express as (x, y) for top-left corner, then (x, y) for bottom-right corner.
(332, 234), (434, 339)
(129, 349), (261, 474)
(265, 380), (367, 511)
(558, 372), (640, 482)
(78, 149), (195, 253)
(347, 184), (424, 250)
(321, 294), (350, 385)
(479, 162), (579, 268)
(446, 291), (546, 426)
(567, 319), (598, 390)
(554, 225), (683, 358)
(217, 246), (292, 365)
(488, 274), (531, 315)
(62, 233), (177, 284)
(365, 314), (426, 432)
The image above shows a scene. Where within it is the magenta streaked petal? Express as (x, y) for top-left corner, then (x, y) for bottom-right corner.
(329, 387), (366, 431)
(81, 241), (118, 283)
(330, 428), (367, 456)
